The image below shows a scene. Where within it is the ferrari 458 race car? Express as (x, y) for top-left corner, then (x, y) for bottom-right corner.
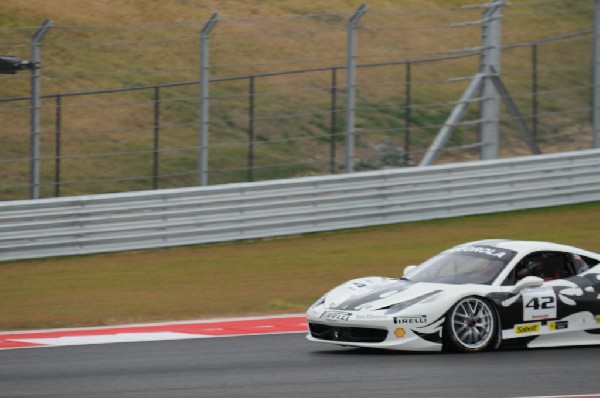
(306, 239), (600, 352)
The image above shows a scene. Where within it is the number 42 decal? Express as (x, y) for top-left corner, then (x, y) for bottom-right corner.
(525, 296), (555, 310)
(522, 288), (557, 321)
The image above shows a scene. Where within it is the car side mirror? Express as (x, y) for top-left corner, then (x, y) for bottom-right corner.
(403, 265), (418, 278)
(512, 276), (544, 293)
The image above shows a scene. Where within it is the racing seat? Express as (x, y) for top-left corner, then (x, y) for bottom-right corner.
(540, 257), (562, 281)
(515, 253), (567, 282)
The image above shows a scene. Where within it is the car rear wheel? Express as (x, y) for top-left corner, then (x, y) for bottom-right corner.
(444, 296), (498, 353)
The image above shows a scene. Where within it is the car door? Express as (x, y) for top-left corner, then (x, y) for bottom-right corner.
(495, 252), (571, 337)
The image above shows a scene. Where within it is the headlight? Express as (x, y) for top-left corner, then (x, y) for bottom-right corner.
(381, 290), (442, 314)
(310, 294), (326, 309)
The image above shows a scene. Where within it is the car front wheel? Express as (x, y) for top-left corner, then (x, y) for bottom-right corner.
(444, 296), (498, 353)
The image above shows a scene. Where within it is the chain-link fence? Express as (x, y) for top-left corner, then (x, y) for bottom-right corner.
(0, 0), (596, 200)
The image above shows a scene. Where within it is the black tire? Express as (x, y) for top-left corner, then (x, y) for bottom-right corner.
(444, 296), (499, 353)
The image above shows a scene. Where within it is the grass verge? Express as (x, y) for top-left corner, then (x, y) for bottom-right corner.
(1, 201), (599, 331)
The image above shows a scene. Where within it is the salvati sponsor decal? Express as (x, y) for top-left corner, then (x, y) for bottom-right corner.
(548, 320), (569, 331)
(393, 315), (428, 324)
(320, 311), (352, 322)
(514, 322), (541, 334)
(522, 287), (557, 321)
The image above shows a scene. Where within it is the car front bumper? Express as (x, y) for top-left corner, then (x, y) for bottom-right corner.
(306, 308), (443, 352)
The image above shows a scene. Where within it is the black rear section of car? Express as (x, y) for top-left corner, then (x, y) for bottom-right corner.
(308, 323), (388, 343)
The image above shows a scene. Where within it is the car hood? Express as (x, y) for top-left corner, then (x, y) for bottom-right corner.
(322, 276), (454, 314)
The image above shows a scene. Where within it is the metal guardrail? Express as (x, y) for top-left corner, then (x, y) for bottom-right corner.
(1, 149), (600, 262)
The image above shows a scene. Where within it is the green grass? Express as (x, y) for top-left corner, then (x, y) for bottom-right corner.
(1, 201), (599, 331)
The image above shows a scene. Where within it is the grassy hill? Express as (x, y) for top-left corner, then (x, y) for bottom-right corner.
(0, 0), (596, 331)
(0, 0), (594, 199)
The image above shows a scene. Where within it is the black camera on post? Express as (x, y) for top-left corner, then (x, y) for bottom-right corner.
(0, 56), (34, 74)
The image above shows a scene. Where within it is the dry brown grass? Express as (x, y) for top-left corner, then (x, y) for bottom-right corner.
(0, 1), (592, 198)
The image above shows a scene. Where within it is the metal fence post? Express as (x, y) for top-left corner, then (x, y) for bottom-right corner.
(152, 86), (160, 190)
(54, 95), (61, 197)
(404, 61), (412, 165)
(531, 44), (538, 140)
(479, 1), (502, 161)
(29, 18), (52, 200)
(330, 67), (338, 174)
(345, 4), (368, 173)
(248, 76), (255, 182)
(593, 0), (600, 148)
(198, 12), (219, 186)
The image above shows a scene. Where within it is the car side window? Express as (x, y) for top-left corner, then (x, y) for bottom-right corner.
(571, 254), (590, 274)
(571, 254), (600, 273)
(509, 252), (574, 283)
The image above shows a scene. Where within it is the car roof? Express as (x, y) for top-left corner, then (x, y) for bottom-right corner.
(458, 239), (600, 259)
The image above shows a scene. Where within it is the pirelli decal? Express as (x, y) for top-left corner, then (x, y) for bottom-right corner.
(514, 322), (541, 335)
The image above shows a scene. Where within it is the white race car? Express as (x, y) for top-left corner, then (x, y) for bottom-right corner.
(306, 239), (600, 352)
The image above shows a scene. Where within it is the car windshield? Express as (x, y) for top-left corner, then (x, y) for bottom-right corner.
(408, 245), (518, 285)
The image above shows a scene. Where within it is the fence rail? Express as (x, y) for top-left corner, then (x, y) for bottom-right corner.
(1, 149), (599, 262)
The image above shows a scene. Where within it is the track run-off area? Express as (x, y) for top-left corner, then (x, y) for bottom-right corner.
(0, 314), (599, 398)
(0, 314), (306, 350)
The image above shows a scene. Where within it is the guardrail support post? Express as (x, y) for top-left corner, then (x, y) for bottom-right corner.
(345, 4), (367, 173)
(29, 18), (52, 200)
(198, 12), (219, 186)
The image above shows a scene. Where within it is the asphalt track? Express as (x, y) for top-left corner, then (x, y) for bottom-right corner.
(1, 332), (599, 398)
